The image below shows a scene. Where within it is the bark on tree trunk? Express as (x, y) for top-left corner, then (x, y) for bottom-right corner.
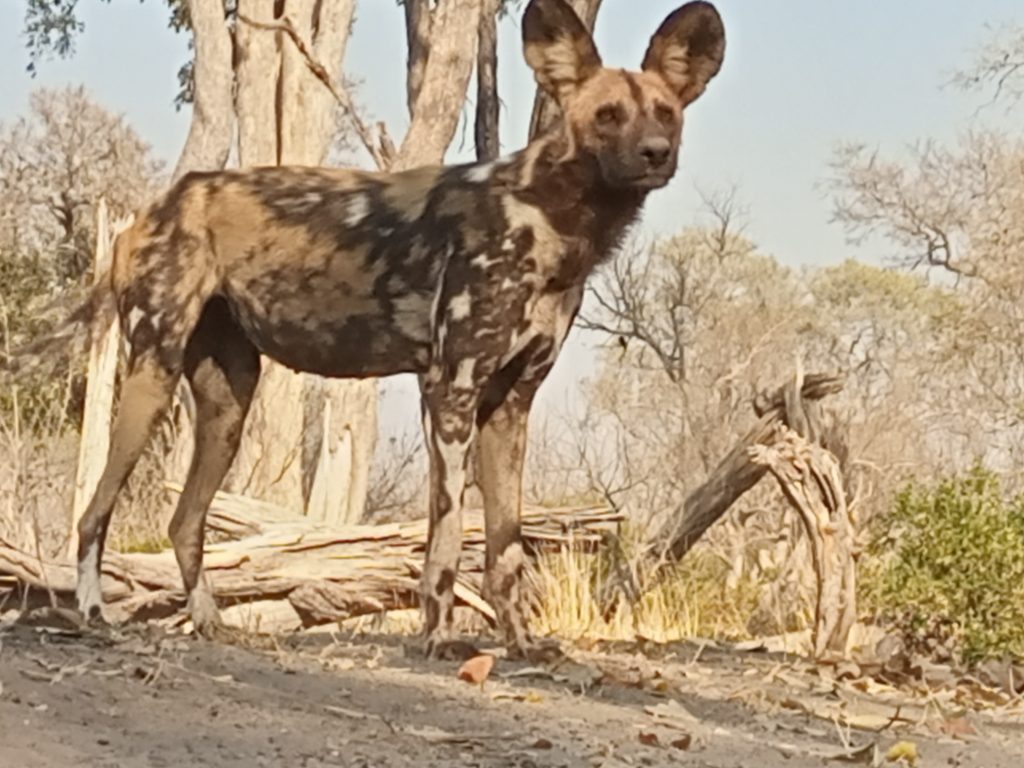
(172, 0), (235, 183)
(750, 427), (857, 658)
(475, 0), (501, 162)
(70, 201), (127, 558)
(403, 0), (432, 117)
(397, 0), (483, 168)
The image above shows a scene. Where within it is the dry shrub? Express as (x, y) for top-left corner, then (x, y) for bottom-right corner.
(0, 372), (78, 557)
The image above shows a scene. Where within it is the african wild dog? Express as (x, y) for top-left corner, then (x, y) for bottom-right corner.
(53, 0), (724, 659)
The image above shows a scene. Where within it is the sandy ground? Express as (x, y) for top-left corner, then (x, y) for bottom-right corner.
(1, 618), (1023, 768)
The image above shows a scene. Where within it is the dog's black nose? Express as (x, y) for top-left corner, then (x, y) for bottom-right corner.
(640, 137), (671, 168)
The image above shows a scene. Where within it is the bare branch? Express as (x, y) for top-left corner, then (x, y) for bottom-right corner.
(952, 22), (1024, 111)
(237, 12), (395, 171)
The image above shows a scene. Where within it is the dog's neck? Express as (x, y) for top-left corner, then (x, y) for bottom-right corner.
(507, 126), (650, 287)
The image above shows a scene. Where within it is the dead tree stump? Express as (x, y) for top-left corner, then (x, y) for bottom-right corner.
(750, 426), (856, 657)
(645, 369), (855, 658)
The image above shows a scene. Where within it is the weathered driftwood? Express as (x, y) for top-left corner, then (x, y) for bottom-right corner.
(0, 487), (620, 632)
(750, 426), (856, 657)
(654, 372), (845, 562)
(645, 369), (854, 657)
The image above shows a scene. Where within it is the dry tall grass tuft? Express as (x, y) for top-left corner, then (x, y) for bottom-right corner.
(529, 530), (759, 644)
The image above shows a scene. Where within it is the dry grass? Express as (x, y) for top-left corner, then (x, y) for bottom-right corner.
(108, 437), (174, 553)
(0, 366), (176, 557)
(0, 374), (78, 557)
(530, 536), (760, 644)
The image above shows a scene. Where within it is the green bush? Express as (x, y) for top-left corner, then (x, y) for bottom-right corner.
(862, 468), (1024, 663)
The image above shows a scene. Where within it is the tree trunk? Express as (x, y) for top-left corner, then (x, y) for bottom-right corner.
(397, 0), (483, 168)
(172, 0), (235, 183)
(750, 427), (857, 657)
(228, 0), (375, 520)
(230, 0), (309, 509)
(475, 0), (501, 162)
(279, 0), (379, 527)
(70, 201), (125, 558)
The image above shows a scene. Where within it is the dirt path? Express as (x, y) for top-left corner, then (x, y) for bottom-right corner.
(1, 619), (1022, 767)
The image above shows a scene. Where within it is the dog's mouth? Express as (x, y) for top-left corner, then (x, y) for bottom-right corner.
(618, 172), (672, 190)
(598, 171), (671, 192)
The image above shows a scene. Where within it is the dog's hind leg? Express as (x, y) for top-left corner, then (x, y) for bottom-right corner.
(168, 298), (260, 634)
(76, 353), (181, 622)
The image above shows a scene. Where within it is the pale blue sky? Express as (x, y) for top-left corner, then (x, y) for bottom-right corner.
(1, 0), (1020, 430)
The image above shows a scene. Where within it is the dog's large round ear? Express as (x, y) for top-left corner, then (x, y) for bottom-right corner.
(642, 1), (725, 107)
(522, 0), (603, 105)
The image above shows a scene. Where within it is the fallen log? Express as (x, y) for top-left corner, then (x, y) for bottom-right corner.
(0, 487), (620, 632)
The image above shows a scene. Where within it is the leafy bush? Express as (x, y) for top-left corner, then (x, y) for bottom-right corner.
(862, 468), (1024, 663)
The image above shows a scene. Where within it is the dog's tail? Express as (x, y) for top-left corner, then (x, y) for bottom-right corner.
(0, 271), (118, 380)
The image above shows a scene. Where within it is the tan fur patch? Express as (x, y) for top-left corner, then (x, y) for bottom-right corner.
(501, 195), (562, 277)
(380, 166), (445, 222)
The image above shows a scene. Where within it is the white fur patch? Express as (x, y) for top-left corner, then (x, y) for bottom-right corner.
(501, 196), (563, 274)
(453, 358), (476, 390)
(76, 540), (103, 618)
(448, 290), (472, 321)
(465, 162), (496, 183)
(466, 155), (512, 183)
(492, 541), (525, 578)
(437, 436), (471, 506)
(345, 194), (370, 226)
(471, 252), (501, 270)
(187, 576), (221, 631)
(127, 306), (146, 336)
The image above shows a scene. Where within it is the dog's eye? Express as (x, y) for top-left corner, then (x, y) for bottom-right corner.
(595, 104), (625, 126)
(654, 103), (676, 125)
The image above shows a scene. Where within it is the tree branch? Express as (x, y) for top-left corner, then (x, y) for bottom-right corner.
(237, 12), (394, 171)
